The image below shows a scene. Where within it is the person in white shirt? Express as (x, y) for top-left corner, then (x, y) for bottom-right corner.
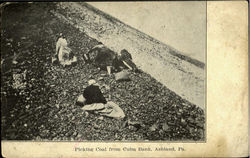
(54, 33), (77, 67)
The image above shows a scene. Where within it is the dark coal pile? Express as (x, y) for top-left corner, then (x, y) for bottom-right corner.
(1, 3), (205, 141)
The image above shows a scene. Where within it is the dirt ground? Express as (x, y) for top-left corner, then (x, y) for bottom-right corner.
(1, 2), (205, 141)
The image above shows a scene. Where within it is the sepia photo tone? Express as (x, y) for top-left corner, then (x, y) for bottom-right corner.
(1, 2), (205, 141)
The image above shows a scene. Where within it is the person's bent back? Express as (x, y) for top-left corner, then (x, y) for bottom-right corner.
(83, 80), (107, 105)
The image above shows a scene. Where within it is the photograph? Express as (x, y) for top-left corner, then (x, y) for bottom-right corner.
(1, 2), (206, 141)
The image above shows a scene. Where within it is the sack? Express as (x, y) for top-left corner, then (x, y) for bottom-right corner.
(80, 101), (125, 119)
(115, 70), (130, 81)
(81, 103), (105, 111)
(100, 101), (125, 119)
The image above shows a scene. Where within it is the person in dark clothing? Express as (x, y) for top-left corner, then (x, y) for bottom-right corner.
(112, 54), (124, 72)
(116, 49), (138, 71)
(87, 42), (116, 72)
(120, 49), (132, 60)
(83, 42), (103, 64)
(83, 79), (107, 105)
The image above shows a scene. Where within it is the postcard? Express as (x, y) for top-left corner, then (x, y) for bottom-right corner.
(1, 1), (248, 157)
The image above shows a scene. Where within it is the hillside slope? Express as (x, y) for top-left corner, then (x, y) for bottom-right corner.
(53, 2), (205, 109)
(1, 2), (205, 141)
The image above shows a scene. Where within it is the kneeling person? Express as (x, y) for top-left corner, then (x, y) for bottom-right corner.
(88, 42), (116, 75)
(83, 79), (107, 105)
(54, 33), (77, 67)
(76, 80), (125, 119)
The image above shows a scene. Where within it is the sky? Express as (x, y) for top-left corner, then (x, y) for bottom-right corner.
(88, 1), (206, 63)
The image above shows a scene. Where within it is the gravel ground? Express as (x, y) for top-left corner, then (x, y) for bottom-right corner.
(1, 2), (205, 141)
(52, 2), (205, 109)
